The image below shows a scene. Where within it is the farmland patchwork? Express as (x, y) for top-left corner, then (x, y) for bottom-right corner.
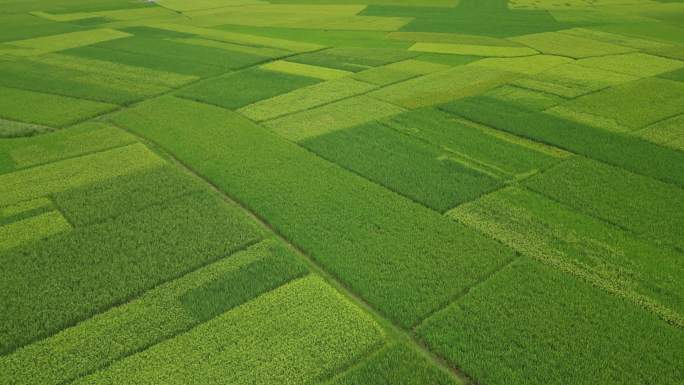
(1, 0), (683, 384)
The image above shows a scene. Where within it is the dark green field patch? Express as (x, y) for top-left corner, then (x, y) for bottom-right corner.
(326, 342), (459, 385)
(94, 36), (268, 71)
(362, 0), (575, 37)
(301, 121), (501, 212)
(288, 47), (418, 72)
(417, 257), (684, 385)
(180, 243), (308, 322)
(440, 96), (684, 187)
(384, 108), (562, 178)
(523, 157), (684, 251)
(177, 67), (320, 109)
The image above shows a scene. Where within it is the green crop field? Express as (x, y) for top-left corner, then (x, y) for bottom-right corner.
(1, 0), (682, 384)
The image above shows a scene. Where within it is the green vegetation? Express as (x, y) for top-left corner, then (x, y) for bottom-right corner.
(177, 67), (320, 110)
(417, 257), (684, 385)
(72, 276), (384, 385)
(301, 120), (501, 211)
(109, 96), (514, 327)
(523, 157), (684, 251)
(441, 96), (684, 187)
(2, 1), (683, 384)
(326, 343), (460, 385)
(0, 240), (308, 385)
(0, 86), (116, 127)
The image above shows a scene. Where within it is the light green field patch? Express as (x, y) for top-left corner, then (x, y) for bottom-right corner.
(265, 95), (406, 141)
(0, 239), (308, 385)
(409, 42), (539, 57)
(146, 23), (322, 52)
(352, 59), (450, 85)
(32, 53), (198, 88)
(0, 86), (117, 128)
(32, 8), (175, 22)
(511, 62), (637, 98)
(469, 54), (572, 75)
(238, 77), (376, 121)
(6, 29), (131, 54)
(0, 143), (165, 206)
(183, 4), (367, 27)
(72, 276), (384, 385)
(387, 31), (522, 47)
(0, 198), (52, 219)
(369, 65), (515, 108)
(172, 37), (289, 58)
(577, 52), (684, 77)
(508, 31), (635, 58)
(9, 122), (136, 168)
(449, 186), (684, 326)
(547, 77), (684, 130)
(0, 211), (71, 252)
(261, 60), (352, 80)
(155, 0), (268, 12)
(559, 28), (671, 50)
(275, 15), (412, 32)
(635, 114), (684, 151)
(485, 85), (565, 110)
(546, 107), (630, 132)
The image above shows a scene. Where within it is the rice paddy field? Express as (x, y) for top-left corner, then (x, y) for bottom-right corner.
(1, 0), (683, 384)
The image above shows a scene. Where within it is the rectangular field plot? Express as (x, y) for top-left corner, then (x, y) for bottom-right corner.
(237, 77), (376, 121)
(0, 190), (263, 355)
(4, 29), (131, 55)
(0, 240), (307, 385)
(449, 186), (684, 325)
(468, 54), (572, 75)
(144, 23), (323, 53)
(110, 96), (515, 327)
(508, 31), (634, 58)
(0, 118), (53, 139)
(300, 121), (501, 212)
(351, 59), (450, 85)
(0, 143), (164, 207)
(547, 77), (684, 132)
(287, 47), (418, 72)
(383, 108), (563, 179)
(261, 60), (353, 80)
(264, 95), (405, 142)
(70, 276), (383, 385)
(576, 52), (684, 77)
(523, 157), (684, 251)
(6, 122), (136, 169)
(177, 67), (320, 110)
(636, 114), (684, 151)
(416, 257), (684, 385)
(369, 65), (516, 108)
(409, 42), (538, 57)
(441, 96), (684, 187)
(0, 86), (117, 127)
(510, 62), (637, 98)
(484, 85), (565, 110)
(0, 210), (71, 252)
(0, 54), (196, 105)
